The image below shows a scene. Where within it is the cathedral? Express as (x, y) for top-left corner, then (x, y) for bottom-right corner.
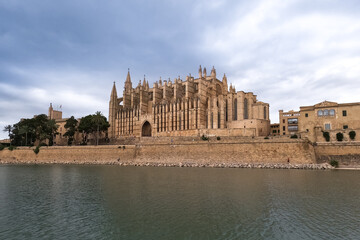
(109, 66), (270, 138)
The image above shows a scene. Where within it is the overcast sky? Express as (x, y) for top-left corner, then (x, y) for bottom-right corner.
(1, 0), (360, 139)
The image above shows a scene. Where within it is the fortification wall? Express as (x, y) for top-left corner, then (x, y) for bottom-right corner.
(0, 140), (316, 165)
(314, 142), (360, 166)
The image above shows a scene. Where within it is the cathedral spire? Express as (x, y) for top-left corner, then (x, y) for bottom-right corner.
(111, 81), (117, 99)
(142, 76), (146, 87)
(211, 66), (216, 78)
(126, 69), (131, 83)
(125, 69), (132, 91)
(199, 65), (202, 79)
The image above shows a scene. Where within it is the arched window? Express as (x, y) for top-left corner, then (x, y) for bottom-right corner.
(324, 109), (329, 116)
(226, 99), (228, 122)
(211, 112), (214, 129)
(244, 98), (248, 119)
(218, 112), (221, 128)
(233, 99), (237, 120)
(329, 109), (335, 116)
(317, 110), (323, 116)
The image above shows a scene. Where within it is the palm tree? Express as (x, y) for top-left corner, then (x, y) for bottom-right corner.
(3, 125), (13, 146)
(19, 125), (30, 146)
(92, 111), (105, 146)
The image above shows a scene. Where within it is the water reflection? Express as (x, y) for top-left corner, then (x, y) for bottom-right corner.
(0, 166), (359, 240)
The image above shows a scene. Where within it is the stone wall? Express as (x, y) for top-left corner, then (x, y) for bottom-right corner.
(0, 140), (316, 165)
(314, 142), (360, 166)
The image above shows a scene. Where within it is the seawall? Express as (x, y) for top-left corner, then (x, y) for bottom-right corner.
(315, 142), (360, 166)
(0, 140), (316, 166)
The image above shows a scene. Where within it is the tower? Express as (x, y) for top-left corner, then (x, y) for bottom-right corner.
(109, 82), (118, 138)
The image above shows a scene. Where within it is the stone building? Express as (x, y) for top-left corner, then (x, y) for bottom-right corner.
(299, 101), (360, 142)
(109, 66), (270, 138)
(48, 104), (82, 145)
(270, 123), (280, 136)
(279, 110), (300, 136)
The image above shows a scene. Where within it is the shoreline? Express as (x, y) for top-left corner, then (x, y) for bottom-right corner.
(0, 161), (334, 170)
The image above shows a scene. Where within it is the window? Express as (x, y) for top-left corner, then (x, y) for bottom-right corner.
(317, 110), (323, 116)
(264, 106), (266, 119)
(233, 99), (238, 120)
(283, 119), (285, 123)
(218, 112), (220, 128)
(288, 126), (298, 131)
(343, 125), (348, 129)
(329, 109), (335, 116)
(272, 130), (277, 133)
(305, 113), (308, 117)
(325, 123), (331, 130)
(283, 126), (285, 131)
(288, 118), (298, 124)
(324, 109), (329, 116)
(342, 110), (347, 116)
(243, 98), (248, 119)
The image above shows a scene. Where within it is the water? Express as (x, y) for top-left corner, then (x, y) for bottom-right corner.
(0, 165), (359, 240)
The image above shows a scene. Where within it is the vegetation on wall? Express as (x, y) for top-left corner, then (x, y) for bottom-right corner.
(336, 132), (344, 142)
(323, 131), (330, 142)
(290, 134), (298, 139)
(33, 146), (40, 154)
(330, 160), (339, 168)
(0, 144), (4, 151)
(201, 135), (209, 141)
(349, 131), (356, 140)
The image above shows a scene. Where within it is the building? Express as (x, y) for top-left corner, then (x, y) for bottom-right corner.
(299, 101), (360, 142)
(270, 123), (280, 136)
(279, 110), (300, 136)
(109, 66), (270, 139)
(48, 104), (84, 145)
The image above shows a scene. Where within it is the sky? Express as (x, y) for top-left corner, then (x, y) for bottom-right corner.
(1, 0), (360, 139)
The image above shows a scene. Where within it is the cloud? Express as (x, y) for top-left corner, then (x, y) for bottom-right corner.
(1, 0), (360, 138)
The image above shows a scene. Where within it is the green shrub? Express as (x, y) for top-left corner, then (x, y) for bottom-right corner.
(290, 134), (298, 139)
(330, 159), (339, 168)
(323, 131), (330, 142)
(216, 136), (221, 140)
(0, 144), (4, 151)
(349, 131), (356, 140)
(201, 135), (209, 141)
(33, 146), (40, 155)
(8, 146), (15, 151)
(264, 136), (269, 139)
(336, 132), (344, 142)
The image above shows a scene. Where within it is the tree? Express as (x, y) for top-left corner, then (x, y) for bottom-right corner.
(3, 125), (13, 146)
(92, 111), (109, 146)
(336, 132), (344, 142)
(349, 131), (356, 140)
(19, 125), (30, 146)
(78, 112), (109, 145)
(64, 116), (78, 145)
(78, 115), (93, 144)
(10, 115), (58, 147)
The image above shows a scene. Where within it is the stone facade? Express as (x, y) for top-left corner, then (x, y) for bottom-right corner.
(279, 101), (360, 142)
(109, 66), (270, 139)
(279, 110), (300, 136)
(299, 101), (360, 142)
(48, 104), (82, 145)
(270, 123), (280, 136)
